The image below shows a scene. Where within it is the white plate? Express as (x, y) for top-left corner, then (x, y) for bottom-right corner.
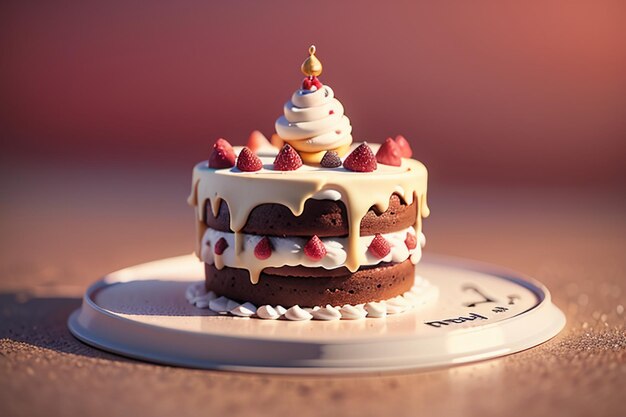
(68, 254), (565, 374)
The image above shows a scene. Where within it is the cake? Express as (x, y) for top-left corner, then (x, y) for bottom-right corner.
(187, 46), (432, 320)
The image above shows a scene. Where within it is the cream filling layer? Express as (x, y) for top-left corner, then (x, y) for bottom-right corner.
(275, 85), (353, 153)
(201, 226), (425, 283)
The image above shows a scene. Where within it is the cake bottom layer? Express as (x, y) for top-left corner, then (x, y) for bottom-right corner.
(205, 260), (415, 307)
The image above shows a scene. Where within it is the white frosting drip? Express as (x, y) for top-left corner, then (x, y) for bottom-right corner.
(310, 189), (342, 201)
(186, 275), (437, 321)
(275, 85), (353, 153)
(201, 227), (425, 273)
(189, 145), (429, 280)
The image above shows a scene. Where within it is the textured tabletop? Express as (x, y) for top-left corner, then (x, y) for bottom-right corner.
(1, 166), (624, 417)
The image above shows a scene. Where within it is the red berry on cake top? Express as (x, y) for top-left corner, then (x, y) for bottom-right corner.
(214, 237), (229, 255)
(394, 135), (413, 158)
(237, 147), (263, 172)
(254, 237), (272, 260)
(320, 150), (342, 168)
(303, 235), (327, 261)
(343, 143), (377, 172)
(302, 76), (323, 91)
(246, 130), (272, 152)
(273, 144), (303, 171)
(375, 137), (402, 166)
(405, 232), (417, 250)
(368, 234), (391, 258)
(209, 138), (236, 169)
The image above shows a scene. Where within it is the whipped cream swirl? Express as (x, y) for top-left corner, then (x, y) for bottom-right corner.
(275, 85), (353, 153)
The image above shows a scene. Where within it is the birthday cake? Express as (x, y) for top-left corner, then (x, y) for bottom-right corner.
(187, 46), (432, 320)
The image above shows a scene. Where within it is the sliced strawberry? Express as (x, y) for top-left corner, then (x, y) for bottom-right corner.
(273, 143), (303, 171)
(405, 232), (417, 250)
(303, 235), (327, 261)
(343, 143), (377, 172)
(254, 237), (272, 260)
(236, 147), (263, 172)
(320, 150), (342, 168)
(394, 135), (413, 158)
(368, 234), (391, 258)
(214, 237), (229, 255)
(246, 130), (272, 152)
(376, 137), (402, 166)
(209, 138), (236, 169)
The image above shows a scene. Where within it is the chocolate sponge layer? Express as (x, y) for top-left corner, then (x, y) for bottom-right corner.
(205, 193), (417, 237)
(205, 260), (415, 307)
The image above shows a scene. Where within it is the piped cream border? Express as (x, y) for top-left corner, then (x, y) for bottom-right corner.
(185, 275), (438, 321)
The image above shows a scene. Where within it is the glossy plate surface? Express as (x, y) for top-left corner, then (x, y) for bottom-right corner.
(68, 254), (565, 373)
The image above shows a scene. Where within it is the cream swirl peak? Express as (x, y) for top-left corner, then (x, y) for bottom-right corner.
(275, 86), (352, 153)
(274, 46), (353, 158)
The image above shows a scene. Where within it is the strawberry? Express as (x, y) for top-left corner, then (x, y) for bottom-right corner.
(246, 130), (272, 152)
(375, 137), (402, 166)
(405, 232), (417, 250)
(368, 234), (391, 258)
(303, 235), (327, 261)
(343, 143), (377, 172)
(208, 138), (236, 169)
(214, 237), (229, 255)
(273, 144), (303, 171)
(320, 150), (342, 168)
(254, 237), (272, 260)
(394, 135), (413, 158)
(236, 147), (263, 172)
(302, 76), (323, 91)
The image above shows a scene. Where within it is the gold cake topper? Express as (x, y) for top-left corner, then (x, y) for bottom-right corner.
(301, 45), (323, 77)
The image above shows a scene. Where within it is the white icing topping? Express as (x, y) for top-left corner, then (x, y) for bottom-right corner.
(285, 305), (313, 321)
(310, 189), (342, 201)
(185, 276), (436, 321)
(256, 305), (281, 320)
(201, 226), (424, 275)
(230, 302), (257, 317)
(310, 305), (342, 321)
(386, 296), (411, 314)
(189, 143), (429, 283)
(338, 304), (367, 320)
(364, 301), (387, 318)
(275, 85), (353, 153)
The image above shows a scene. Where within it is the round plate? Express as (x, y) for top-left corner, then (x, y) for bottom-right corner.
(68, 254), (565, 374)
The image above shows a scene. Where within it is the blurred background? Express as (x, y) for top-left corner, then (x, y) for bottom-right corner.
(2, 3), (626, 415)
(2, 0), (625, 184)
(1, 0), (625, 280)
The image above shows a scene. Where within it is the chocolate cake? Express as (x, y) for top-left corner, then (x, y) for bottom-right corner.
(187, 46), (431, 320)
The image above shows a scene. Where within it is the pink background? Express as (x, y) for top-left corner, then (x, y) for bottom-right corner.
(1, 0), (625, 185)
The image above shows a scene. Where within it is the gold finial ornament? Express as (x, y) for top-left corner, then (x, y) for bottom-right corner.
(301, 45), (323, 77)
